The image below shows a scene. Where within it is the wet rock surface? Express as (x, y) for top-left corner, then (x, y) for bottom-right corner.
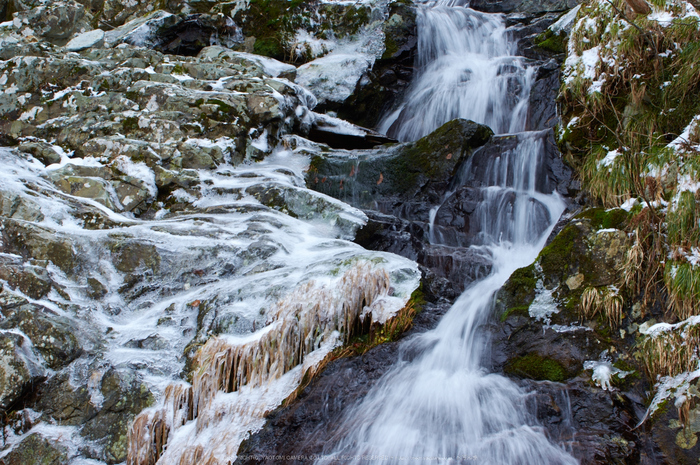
(488, 208), (700, 463)
(0, 0), (695, 463)
(236, 301), (452, 465)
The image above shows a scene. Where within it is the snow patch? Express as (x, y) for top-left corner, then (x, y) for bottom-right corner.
(528, 281), (559, 324)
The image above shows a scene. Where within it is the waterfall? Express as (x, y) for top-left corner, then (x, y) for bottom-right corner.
(318, 3), (577, 464)
(379, 5), (533, 142)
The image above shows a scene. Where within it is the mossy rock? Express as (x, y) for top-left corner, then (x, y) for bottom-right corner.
(231, 0), (310, 61)
(497, 263), (537, 317)
(505, 353), (568, 382)
(80, 368), (155, 464)
(307, 119), (493, 208)
(496, 210), (630, 324)
(534, 29), (566, 54)
(0, 433), (68, 465)
(575, 207), (628, 230)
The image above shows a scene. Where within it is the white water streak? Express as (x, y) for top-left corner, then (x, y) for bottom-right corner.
(379, 6), (533, 141)
(319, 3), (576, 464)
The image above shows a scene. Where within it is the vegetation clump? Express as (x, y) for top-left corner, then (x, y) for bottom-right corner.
(505, 353), (568, 382)
(559, 0), (700, 424)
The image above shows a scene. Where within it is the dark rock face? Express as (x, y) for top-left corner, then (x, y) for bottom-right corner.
(150, 14), (241, 57)
(307, 119), (494, 216)
(488, 208), (700, 464)
(235, 302), (451, 465)
(237, 342), (402, 465)
(335, 0), (418, 129)
(430, 130), (573, 248)
(470, 0), (579, 15)
(308, 118), (498, 292)
(528, 59), (563, 130)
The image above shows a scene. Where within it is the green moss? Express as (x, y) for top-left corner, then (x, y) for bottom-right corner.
(383, 36), (398, 59)
(253, 37), (284, 58)
(534, 29), (566, 54)
(500, 305), (530, 322)
(233, 0), (309, 61)
(121, 116), (139, 132)
(500, 263), (537, 307)
(171, 63), (186, 75)
(505, 353), (567, 382)
(206, 98), (233, 114)
(538, 223), (581, 279)
(575, 207), (628, 230)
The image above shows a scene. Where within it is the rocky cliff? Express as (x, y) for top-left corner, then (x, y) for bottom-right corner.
(0, 0), (699, 464)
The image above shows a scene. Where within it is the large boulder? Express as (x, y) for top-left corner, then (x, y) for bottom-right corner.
(0, 433), (68, 465)
(0, 328), (44, 411)
(307, 118), (493, 215)
(13, 0), (90, 41)
(487, 207), (700, 463)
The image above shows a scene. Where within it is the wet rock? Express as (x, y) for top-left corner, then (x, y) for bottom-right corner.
(65, 28), (104, 51)
(0, 432), (68, 465)
(86, 276), (107, 299)
(484, 207), (690, 463)
(236, 299), (452, 464)
(307, 118), (494, 215)
(0, 219), (78, 274)
(0, 289), (82, 369)
(470, 0), (579, 16)
(419, 245), (493, 292)
(353, 210), (425, 262)
(14, 0), (89, 42)
(0, 330), (44, 411)
(151, 14), (240, 57)
(80, 368), (155, 464)
(0, 190), (45, 223)
(522, 380), (651, 464)
(237, 341), (402, 465)
(307, 119), (499, 293)
(306, 113), (397, 149)
(33, 373), (96, 426)
(0, 255), (52, 299)
(109, 240), (160, 274)
(528, 59), (562, 130)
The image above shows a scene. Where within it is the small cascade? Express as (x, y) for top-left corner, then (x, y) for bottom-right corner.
(318, 2), (577, 464)
(127, 262), (399, 465)
(470, 131), (562, 246)
(379, 5), (533, 141)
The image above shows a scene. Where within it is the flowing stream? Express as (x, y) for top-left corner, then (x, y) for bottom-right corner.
(319, 3), (577, 464)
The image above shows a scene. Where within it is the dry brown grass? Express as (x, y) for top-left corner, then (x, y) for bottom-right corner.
(581, 285), (624, 327)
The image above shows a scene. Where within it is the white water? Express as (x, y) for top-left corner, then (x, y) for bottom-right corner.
(379, 5), (533, 141)
(319, 3), (577, 464)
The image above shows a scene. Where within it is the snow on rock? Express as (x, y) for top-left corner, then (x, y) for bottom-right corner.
(104, 10), (179, 48)
(296, 53), (374, 105)
(550, 5), (581, 35)
(643, 369), (700, 423)
(65, 29), (105, 52)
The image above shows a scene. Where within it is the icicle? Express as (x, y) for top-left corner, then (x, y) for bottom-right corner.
(127, 261), (392, 465)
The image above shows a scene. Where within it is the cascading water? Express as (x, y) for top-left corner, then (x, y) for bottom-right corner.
(379, 3), (533, 142)
(318, 3), (578, 464)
